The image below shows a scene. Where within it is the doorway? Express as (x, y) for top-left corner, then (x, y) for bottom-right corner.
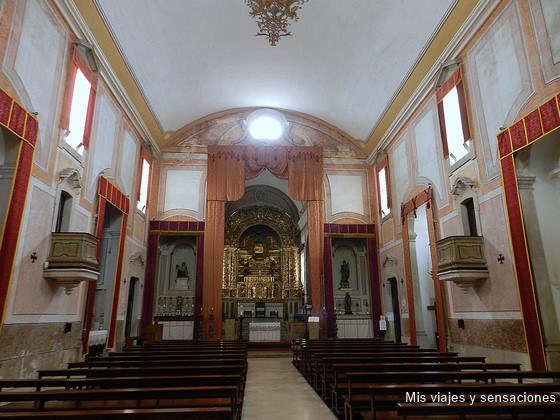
(515, 132), (560, 370)
(125, 277), (138, 338)
(388, 277), (402, 343)
(93, 203), (123, 330)
(408, 204), (437, 349)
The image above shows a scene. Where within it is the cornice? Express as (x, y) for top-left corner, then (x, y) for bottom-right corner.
(366, 0), (500, 164)
(52, 0), (161, 156)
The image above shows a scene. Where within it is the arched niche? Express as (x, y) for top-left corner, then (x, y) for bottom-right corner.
(332, 239), (369, 314)
(157, 236), (197, 296)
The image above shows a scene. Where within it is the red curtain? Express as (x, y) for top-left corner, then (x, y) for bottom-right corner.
(288, 147), (323, 201)
(206, 146), (245, 201)
(244, 146), (289, 180)
(0, 89), (38, 326)
(202, 145), (325, 335)
(203, 146), (245, 339)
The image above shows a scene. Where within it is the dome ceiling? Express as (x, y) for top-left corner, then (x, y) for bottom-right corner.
(68, 0), (481, 154)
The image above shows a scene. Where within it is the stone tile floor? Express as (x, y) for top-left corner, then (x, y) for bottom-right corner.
(241, 357), (336, 420)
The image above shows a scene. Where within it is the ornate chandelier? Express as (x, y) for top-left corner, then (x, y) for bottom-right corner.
(245, 0), (309, 46)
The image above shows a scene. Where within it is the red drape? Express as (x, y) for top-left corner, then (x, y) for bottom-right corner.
(0, 89), (38, 326)
(244, 146), (289, 180)
(202, 145), (325, 335)
(288, 147), (323, 201)
(206, 146), (245, 201)
(203, 146), (245, 339)
(495, 94), (560, 370)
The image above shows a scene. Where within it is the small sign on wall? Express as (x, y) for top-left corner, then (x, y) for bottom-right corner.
(379, 315), (387, 331)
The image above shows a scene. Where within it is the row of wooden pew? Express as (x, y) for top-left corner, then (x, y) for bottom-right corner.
(0, 340), (248, 419)
(292, 338), (560, 419)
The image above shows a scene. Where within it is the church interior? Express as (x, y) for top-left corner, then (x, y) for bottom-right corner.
(1, 0), (560, 418)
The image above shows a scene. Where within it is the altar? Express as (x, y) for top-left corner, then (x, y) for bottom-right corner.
(337, 315), (373, 339)
(249, 321), (281, 341)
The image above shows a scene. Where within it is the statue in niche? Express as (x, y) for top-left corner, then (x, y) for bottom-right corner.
(175, 261), (190, 289)
(253, 241), (264, 256)
(242, 240), (277, 278)
(176, 261), (189, 278)
(339, 260), (350, 289)
(344, 292), (353, 314)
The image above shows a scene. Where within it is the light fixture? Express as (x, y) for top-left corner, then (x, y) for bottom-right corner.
(246, 109), (287, 142)
(245, 0), (309, 46)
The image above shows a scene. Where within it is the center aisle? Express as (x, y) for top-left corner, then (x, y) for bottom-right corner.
(242, 357), (336, 420)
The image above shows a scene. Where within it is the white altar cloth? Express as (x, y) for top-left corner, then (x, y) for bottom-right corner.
(88, 330), (108, 345)
(249, 322), (281, 342)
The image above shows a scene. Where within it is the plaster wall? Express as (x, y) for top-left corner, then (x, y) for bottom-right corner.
(0, 1), (148, 376)
(3, 0), (66, 172)
(119, 130), (138, 196)
(157, 161), (206, 220)
(412, 103), (447, 208)
(390, 134), (411, 224)
(373, 0), (560, 359)
(86, 89), (119, 199)
(467, 1), (533, 180)
(325, 167), (371, 223)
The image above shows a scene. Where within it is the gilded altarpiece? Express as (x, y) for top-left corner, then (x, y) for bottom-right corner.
(223, 207), (302, 318)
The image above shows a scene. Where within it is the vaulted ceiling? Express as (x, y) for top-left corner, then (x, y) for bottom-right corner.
(68, 0), (481, 155)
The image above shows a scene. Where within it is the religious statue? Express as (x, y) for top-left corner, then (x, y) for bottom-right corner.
(175, 295), (183, 313)
(176, 261), (189, 279)
(339, 260), (350, 289)
(344, 292), (353, 314)
(253, 241), (265, 256)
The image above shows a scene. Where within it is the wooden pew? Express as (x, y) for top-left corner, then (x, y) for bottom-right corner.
(303, 350), (456, 381)
(340, 370), (560, 420)
(308, 351), (457, 389)
(338, 363), (521, 419)
(0, 374), (244, 392)
(38, 365), (247, 380)
(292, 339), (410, 366)
(67, 358), (247, 369)
(90, 353), (247, 362)
(319, 356), (488, 401)
(0, 407), (233, 419)
(362, 382), (560, 419)
(397, 400), (560, 419)
(0, 386), (240, 417)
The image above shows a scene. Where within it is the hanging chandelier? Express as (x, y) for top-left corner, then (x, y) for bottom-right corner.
(245, 0), (309, 46)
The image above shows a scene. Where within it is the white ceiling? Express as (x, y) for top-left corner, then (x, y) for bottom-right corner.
(94, 0), (456, 142)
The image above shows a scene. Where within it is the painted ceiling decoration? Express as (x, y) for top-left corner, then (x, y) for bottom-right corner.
(163, 108), (366, 159)
(245, 0), (309, 46)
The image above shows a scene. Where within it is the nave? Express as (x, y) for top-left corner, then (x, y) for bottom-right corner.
(242, 357), (336, 420)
